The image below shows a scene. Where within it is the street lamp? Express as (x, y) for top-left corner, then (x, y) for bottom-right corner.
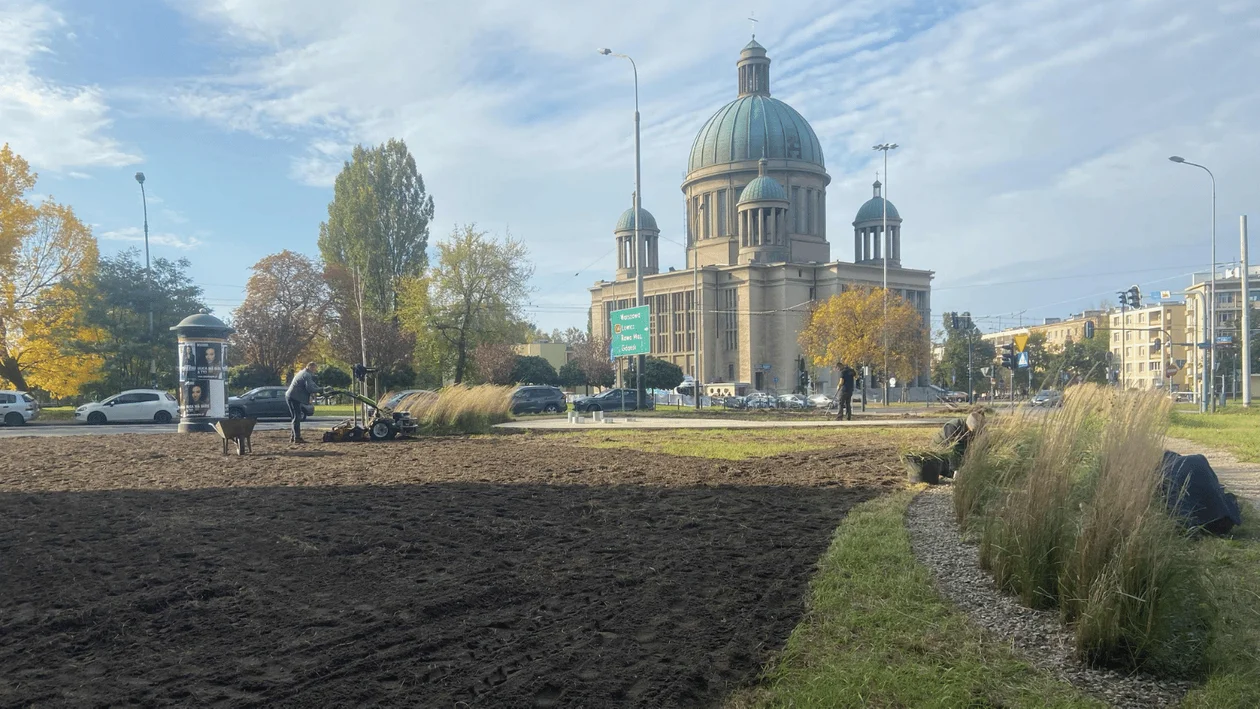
(1169, 155), (1216, 412)
(135, 172), (155, 387)
(873, 143), (898, 405)
(599, 47), (646, 405)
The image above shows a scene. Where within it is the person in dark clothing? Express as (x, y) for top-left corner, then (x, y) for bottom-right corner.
(837, 364), (857, 421)
(286, 361), (320, 443)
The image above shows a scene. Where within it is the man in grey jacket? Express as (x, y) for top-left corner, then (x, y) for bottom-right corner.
(286, 361), (320, 443)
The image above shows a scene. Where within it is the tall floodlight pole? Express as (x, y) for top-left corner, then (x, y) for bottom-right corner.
(873, 143), (898, 405)
(600, 48), (645, 405)
(1242, 215), (1251, 407)
(135, 172), (155, 387)
(1169, 156), (1216, 411)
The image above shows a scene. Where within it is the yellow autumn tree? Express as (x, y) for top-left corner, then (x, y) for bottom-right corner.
(0, 145), (103, 396)
(798, 287), (925, 381)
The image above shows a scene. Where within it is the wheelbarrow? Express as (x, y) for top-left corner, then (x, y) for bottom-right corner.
(213, 418), (257, 455)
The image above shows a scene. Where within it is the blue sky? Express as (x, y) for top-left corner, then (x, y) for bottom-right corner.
(4, 0), (1258, 335)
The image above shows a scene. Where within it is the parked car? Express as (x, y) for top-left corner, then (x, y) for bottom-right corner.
(778, 393), (808, 409)
(228, 386), (314, 420)
(1173, 391), (1195, 403)
(572, 388), (652, 412)
(511, 385), (568, 415)
(743, 392), (778, 409)
(76, 389), (178, 424)
(807, 393), (834, 408)
(0, 390), (40, 426)
(369, 389), (432, 416)
(1031, 389), (1062, 407)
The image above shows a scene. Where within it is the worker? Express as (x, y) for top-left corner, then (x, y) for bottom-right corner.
(286, 361), (320, 444)
(836, 363), (857, 421)
(934, 411), (986, 461)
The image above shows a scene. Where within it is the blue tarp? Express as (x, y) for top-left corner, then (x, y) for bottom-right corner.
(1161, 451), (1243, 535)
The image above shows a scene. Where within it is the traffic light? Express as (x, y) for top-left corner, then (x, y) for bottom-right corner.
(1117, 291), (1127, 308)
(1151, 338), (1162, 354)
(999, 343), (1015, 369)
(1126, 286), (1141, 309)
(949, 311), (960, 329)
(1083, 320), (1095, 339)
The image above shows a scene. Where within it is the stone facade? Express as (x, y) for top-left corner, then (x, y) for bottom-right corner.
(589, 39), (934, 394)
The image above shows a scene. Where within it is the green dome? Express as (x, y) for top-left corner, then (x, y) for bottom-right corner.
(615, 207), (657, 232)
(688, 95), (825, 174)
(739, 174), (787, 203)
(855, 196), (899, 222)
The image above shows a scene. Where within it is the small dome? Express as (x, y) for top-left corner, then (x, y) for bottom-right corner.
(855, 197), (900, 222)
(739, 175), (787, 203)
(615, 207), (658, 232)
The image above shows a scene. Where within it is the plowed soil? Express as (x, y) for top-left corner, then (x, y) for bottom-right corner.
(0, 431), (902, 708)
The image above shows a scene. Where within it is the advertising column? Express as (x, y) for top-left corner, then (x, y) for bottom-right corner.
(170, 310), (234, 433)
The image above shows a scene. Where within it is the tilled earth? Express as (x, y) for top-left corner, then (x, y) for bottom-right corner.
(0, 431), (902, 708)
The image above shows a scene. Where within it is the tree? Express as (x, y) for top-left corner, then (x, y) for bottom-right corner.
(1055, 330), (1111, 386)
(932, 313), (995, 393)
(557, 360), (585, 388)
(227, 363), (280, 392)
(318, 139), (434, 315)
(472, 341), (517, 385)
(629, 356), (684, 391)
(547, 327), (585, 344)
(231, 250), (332, 384)
(800, 288), (925, 382)
(402, 225), (534, 384)
(570, 332), (615, 388)
(80, 250), (206, 396)
(0, 147), (102, 396)
(511, 355), (558, 385)
(317, 364), (352, 389)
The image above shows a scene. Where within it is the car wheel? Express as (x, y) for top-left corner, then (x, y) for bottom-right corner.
(299, 410), (308, 422)
(543, 403), (559, 413)
(588, 405), (602, 412)
(227, 407), (245, 419)
(87, 411), (106, 425)
(3, 412), (24, 426)
(154, 410), (172, 424)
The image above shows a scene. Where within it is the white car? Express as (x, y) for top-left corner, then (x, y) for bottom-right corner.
(807, 393), (834, 408)
(0, 390), (40, 425)
(76, 389), (178, 425)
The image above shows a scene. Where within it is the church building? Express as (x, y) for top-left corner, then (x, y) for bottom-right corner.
(590, 39), (933, 393)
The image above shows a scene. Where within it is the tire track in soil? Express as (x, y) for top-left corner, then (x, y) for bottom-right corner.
(0, 433), (901, 707)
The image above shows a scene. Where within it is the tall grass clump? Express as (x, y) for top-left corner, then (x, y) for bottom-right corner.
(979, 386), (1108, 609)
(1060, 390), (1211, 676)
(396, 385), (512, 434)
(954, 408), (1034, 530)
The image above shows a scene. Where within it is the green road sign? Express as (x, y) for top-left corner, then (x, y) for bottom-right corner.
(610, 305), (651, 357)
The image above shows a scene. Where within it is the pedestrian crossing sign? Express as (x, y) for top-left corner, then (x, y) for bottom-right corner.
(1017, 351), (1030, 369)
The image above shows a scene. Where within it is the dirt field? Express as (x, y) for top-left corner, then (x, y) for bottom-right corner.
(0, 431), (903, 707)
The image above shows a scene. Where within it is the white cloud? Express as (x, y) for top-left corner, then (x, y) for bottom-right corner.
(100, 226), (202, 250)
(159, 0), (1259, 330)
(0, 3), (140, 171)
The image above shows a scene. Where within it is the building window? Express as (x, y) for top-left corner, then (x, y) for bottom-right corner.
(728, 363), (735, 380)
(655, 294), (670, 353)
(1113, 331), (1120, 342)
(702, 193), (711, 239)
(717, 190), (728, 236)
(805, 190), (814, 235)
(791, 186), (801, 231)
(722, 288), (738, 351)
(808, 286), (816, 301)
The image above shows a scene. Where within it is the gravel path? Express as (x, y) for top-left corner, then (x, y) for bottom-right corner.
(1165, 436), (1260, 507)
(907, 486), (1191, 709)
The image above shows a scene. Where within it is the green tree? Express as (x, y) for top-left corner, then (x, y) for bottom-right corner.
(630, 356), (685, 391)
(80, 249), (206, 397)
(227, 363), (280, 393)
(400, 225), (534, 384)
(557, 360), (585, 388)
(932, 312), (996, 394)
(318, 139), (435, 315)
(317, 364), (352, 389)
(511, 355), (558, 385)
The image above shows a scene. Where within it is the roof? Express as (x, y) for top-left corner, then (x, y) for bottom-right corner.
(615, 207), (658, 232)
(739, 174), (787, 203)
(854, 196), (900, 222)
(688, 95), (825, 174)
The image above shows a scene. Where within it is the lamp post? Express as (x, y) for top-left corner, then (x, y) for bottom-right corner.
(600, 47), (646, 406)
(1169, 156), (1216, 411)
(135, 172), (155, 387)
(873, 143), (898, 404)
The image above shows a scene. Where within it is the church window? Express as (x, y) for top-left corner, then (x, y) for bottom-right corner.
(722, 288), (738, 351)
(655, 294), (670, 353)
(791, 186), (800, 231)
(685, 290), (695, 352)
(805, 190), (814, 235)
(717, 190), (728, 236)
(703, 193), (712, 239)
(809, 286), (816, 301)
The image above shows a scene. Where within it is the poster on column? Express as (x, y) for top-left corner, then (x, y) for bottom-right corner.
(195, 342), (226, 379)
(181, 379), (212, 418)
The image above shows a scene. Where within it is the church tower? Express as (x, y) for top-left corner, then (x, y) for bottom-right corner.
(613, 195), (659, 281)
(852, 179), (903, 266)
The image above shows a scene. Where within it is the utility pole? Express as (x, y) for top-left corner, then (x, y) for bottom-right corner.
(873, 143), (898, 408)
(1243, 215), (1252, 407)
(135, 172), (155, 387)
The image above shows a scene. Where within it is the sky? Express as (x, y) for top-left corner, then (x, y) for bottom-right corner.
(3, 0), (1258, 336)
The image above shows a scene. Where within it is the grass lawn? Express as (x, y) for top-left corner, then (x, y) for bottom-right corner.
(313, 404), (356, 418)
(1181, 503), (1260, 708)
(545, 426), (933, 460)
(725, 489), (1102, 708)
(1169, 406), (1260, 463)
(37, 405), (75, 421)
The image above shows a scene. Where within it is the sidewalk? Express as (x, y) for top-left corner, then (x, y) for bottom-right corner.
(1165, 436), (1260, 507)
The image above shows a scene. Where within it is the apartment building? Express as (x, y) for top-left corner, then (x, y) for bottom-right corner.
(1108, 303), (1190, 391)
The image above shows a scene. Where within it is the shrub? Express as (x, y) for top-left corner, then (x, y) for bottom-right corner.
(395, 385), (512, 434)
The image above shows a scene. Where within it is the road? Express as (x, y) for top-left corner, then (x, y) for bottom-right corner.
(0, 417), (343, 439)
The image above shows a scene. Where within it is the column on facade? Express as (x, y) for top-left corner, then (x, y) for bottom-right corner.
(854, 231), (861, 261)
(771, 209), (778, 245)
